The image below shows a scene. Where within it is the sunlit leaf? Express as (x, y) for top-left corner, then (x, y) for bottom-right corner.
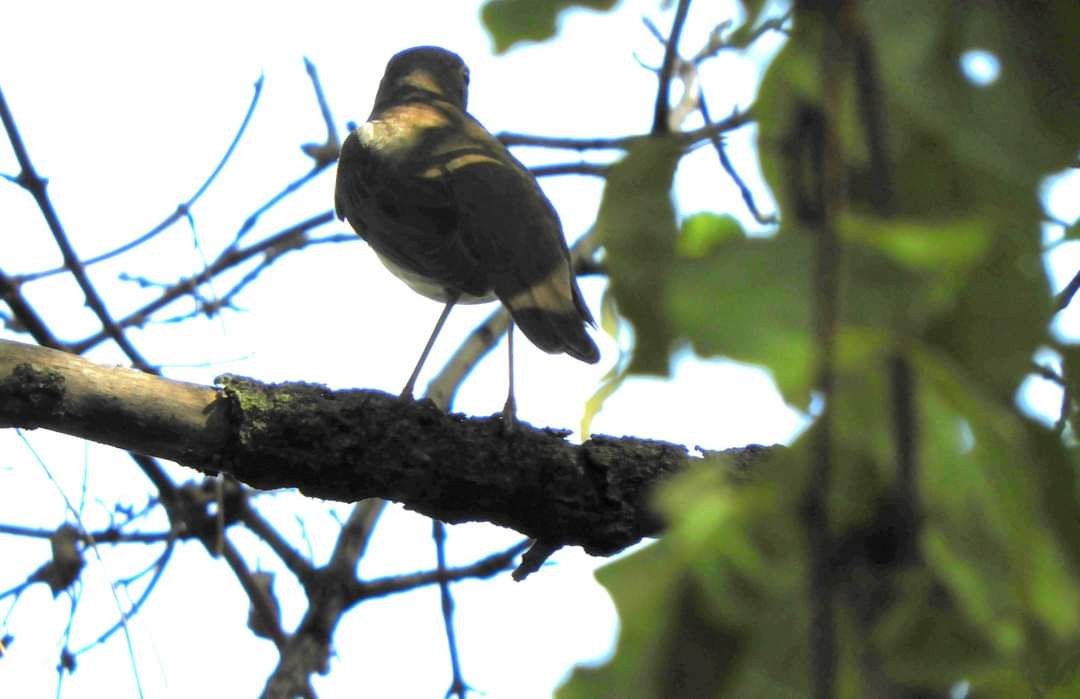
(481, 0), (619, 53)
(580, 365), (625, 438)
(837, 214), (990, 271)
(677, 212), (745, 258)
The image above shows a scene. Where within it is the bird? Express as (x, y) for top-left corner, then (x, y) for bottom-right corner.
(334, 46), (599, 428)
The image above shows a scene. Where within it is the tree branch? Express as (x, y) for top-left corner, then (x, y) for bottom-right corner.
(0, 338), (773, 556)
(14, 75), (265, 284)
(0, 85), (154, 371)
(497, 109), (754, 151)
(651, 0), (694, 135)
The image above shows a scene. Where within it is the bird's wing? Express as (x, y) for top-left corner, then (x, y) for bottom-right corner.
(335, 122), (488, 296)
(437, 115), (600, 362)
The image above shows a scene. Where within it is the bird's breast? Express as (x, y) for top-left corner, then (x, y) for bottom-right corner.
(359, 103), (451, 155)
(375, 252), (495, 305)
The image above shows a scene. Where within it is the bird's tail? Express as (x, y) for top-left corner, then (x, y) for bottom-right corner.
(498, 262), (600, 364)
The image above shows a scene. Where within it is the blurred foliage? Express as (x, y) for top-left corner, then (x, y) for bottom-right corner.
(553, 0), (1080, 696)
(596, 138), (682, 375)
(480, 0), (619, 53)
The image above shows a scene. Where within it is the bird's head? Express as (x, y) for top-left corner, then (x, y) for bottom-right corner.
(373, 46), (470, 111)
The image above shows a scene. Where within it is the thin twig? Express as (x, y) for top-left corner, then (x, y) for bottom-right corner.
(1054, 268), (1080, 312)
(220, 539), (287, 649)
(237, 59), (338, 244)
(71, 212), (337, 353)
(56, 593), (80, 695)
(239, 498), (316, 585)
(498, 108), (754, 151)
(0, 267), (69, 348)
(1032, 362), (1066, 385)
(157, 233), (355, 324)
(691, 11), (792, 62)
(698, 92), (777, 224)
(16, 430), (146, 698)
(434, 520), (469, 699)
(651, 0), (693, 135)
(15, 76), (265, 283)
(73, 540), (175, 655)
(347, 540), (530, 603)
(642, 16), (701, 129)
(0, 522), (171, 545)
(299, 57), (340, 169)
(0, 85), (154, 372)
(234, 168), (330, 244)
(530, 162), (609, 178)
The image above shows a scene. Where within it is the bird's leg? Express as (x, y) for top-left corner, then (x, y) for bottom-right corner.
(401, 297), (457, 400)
(502, 320), (517, 432)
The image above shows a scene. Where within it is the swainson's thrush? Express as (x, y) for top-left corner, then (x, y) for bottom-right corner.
(335, 46), (599, 425)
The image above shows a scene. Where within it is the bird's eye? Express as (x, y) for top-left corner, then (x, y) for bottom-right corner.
(461, 66), (470, 86)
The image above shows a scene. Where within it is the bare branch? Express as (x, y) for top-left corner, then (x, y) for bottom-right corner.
(0, 338), (773, 556)
(698, 93), (777, 225)
(70, 212), (338, 354)
(0, 522), (170, 545)
(0, 85), (153, 371)
(299, 58), (340, 169)
(0, 267), (69, 349)
(498, 108), (754, 151)
(1054, 268), (1080, 312)
(15, 76), (265, 283)
(433, 520), (469, 699)
(347, 540), (529, 603)
(234, 171), (333, 244)
(531, 162), (609, 178)
(651, 0), (693, 135)
(73, 541), (175, 656)
(238, 499), (317, 585)
(222, 539), (288, 649)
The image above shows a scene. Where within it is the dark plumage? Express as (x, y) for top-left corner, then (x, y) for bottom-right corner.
(334, 46), (600, 375)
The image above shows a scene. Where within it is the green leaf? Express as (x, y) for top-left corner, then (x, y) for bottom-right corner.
(677, 212), (745, 258)
(923, 237), (1048, 398)
(557, 543), (682, 699)
(669, 235), (814, 406)
(874, 570), (1000, 686)
(596, 138), (682, 375)
(916, 347), (1080, 653)
(865, 0), (1080, 186)
(579, 365), (625, 437)
(560, 457), (813, 699)
(481, 0), (619, 53)
(837, 214), (990, 271)
(1060, 345), (1080, 437)
(1065, 218), (1080, 241)
(726, 2), (781, 50)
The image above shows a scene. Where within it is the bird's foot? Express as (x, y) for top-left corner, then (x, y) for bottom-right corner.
(399, 377), (417, 402)
(501, 395), (517, 434)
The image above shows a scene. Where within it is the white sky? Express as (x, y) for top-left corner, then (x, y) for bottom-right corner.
(0, 1), (802, 697)
(1, 0), (1076, 697)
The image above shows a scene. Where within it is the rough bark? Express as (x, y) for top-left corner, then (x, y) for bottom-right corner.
(0, 338), (773, 555)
